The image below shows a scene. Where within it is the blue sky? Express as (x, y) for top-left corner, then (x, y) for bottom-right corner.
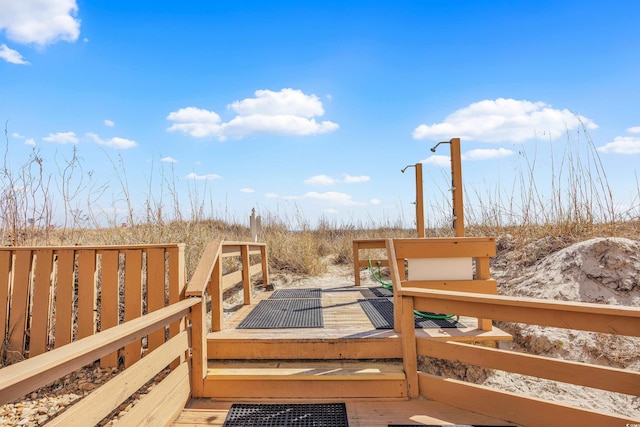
(1, 1), (639, 228)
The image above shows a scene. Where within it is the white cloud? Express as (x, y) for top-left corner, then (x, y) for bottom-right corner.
(304, 173), (370, 186)
(413, 98), (597, 143)
(627, 126), (640, 134)
(370, 198), (381, 205)
(597, 136), (640, 155)
(342, 174), (370, 183)
(167, 89), (338, 140)
(185, 172), (222, 180)
(25, 138), (36, 146)
(302, 191), (362, 206)
(12, 132), (24, 138)
(86, 132), (137, 149)
(264, 192), (279, 199)
(0, 44), (29, 64)
(0, 0), (80, 46)
(305, 175), (337, 186)
(422, 155), (451, 168)
(240, 188), (255, 193)
(43, 131), (78, 144)
(462, 148), (515, 161)
(166, 107), (222, 138)
(104, 119), (115, 127)
(160, 156), (177, 163)
(323, 208), (339, 215)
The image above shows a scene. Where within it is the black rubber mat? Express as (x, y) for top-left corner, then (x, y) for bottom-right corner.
(369, 286), (393, 297)
(358, 298), (465, 329)
(223, 402), (348, 426)
(237, 299), (323, 329)
(269, 288), (322, 299)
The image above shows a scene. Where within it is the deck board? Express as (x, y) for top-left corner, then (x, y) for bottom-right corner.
(210, 282), (512, 343)
(172, 399), (517, 426)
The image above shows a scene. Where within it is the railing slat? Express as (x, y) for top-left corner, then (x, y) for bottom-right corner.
(8, 251), (32, 357)
(418, 339), (640, 396)
(0, 251), (12, 350)
(46, 330), (189, 427)
(419, 373), (638, 426)
(99, 250), (120, 368)
(116, 361), (190, 427)
(54, 249), (75, 348)
(147, 248), (166, 353)
(168, 244), (185, 369)
(30, 250), (53, 356)
(77, 250), (97, 340)
(123, 249), (143, 367)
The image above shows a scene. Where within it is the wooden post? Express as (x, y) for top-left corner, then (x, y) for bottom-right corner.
(353, 241), (361, 286)
(415, 163), (425, 238)
(260, 245), (270, 288)
(450, 138), (464, 237)
(401, 296), (419, 398)
(476, 257), (493, 331)
(241, 245), (251, 305)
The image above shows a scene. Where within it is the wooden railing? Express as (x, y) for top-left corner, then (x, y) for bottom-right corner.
(0, 298), (199, 426)
(0, 244), (185, 367)
(382, 238), (640, 425)
(184, 239), (269, 396)
(355, 237), (497, 331)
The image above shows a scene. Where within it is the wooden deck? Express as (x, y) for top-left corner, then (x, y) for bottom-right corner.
(174, 275), (516, 425)
(209, 280), (513, 347)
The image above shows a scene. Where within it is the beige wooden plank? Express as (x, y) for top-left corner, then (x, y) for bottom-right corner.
(393, 237), (496, 259)
(210, 259), (223, 332)
(418, 338), (640, 396)
(77, 250), (97, 340)
(190, 299), (207, 398)
(357, 259), (389, 268)
(54, 249), (75, 348)
(185, 240), (221, 297)
(203, 378), (407, 399)
(1, 244), (182, 251)
(407, 287), (640, 337)
(168, 244), (185, 370)
(353, 239), (387, 249)
(47, 331), (189, 427)
(123, 249), (143, 368)
(117, 362), (190, 427)
(222, 269), (242, 291)
(30, 250), (54, 357)
(241, 245), (250, 305)
(400, 296), (419, 398)
(99, 250), (120, 368)
(401, 279), (497, 294)
(0, 298), (198, 405)
(248, 262), (262, 277)
(207, 338), (401, 360)
(260, 245), (269, 288)
(419, 372), (638, 426)
(8, 251), (32, 356)
(147, 248), (166, 353)
(206, 360), (406, 380)
(0, 251), (12, 352)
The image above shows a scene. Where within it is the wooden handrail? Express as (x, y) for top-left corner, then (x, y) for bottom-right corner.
(403, 287), (640, 336)
(185, 240), (223, 297)
(0, 297), (200, 405)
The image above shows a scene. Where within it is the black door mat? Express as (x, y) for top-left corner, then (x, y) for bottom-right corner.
(269, 288), (322, 299)
(358, 298), (465, 329)
(237, 299), (323, 329)
(369, 286), (393, 297)
(223, 402), (348, 426)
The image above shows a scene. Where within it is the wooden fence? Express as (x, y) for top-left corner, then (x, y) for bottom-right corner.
(0, 244), (185, 368)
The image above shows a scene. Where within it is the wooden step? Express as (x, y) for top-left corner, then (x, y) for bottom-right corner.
(203, 360), (408, 400)
(207, 336), (401, 360)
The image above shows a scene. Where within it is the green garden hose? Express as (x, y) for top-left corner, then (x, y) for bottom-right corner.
(368, 259), (458, 320)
